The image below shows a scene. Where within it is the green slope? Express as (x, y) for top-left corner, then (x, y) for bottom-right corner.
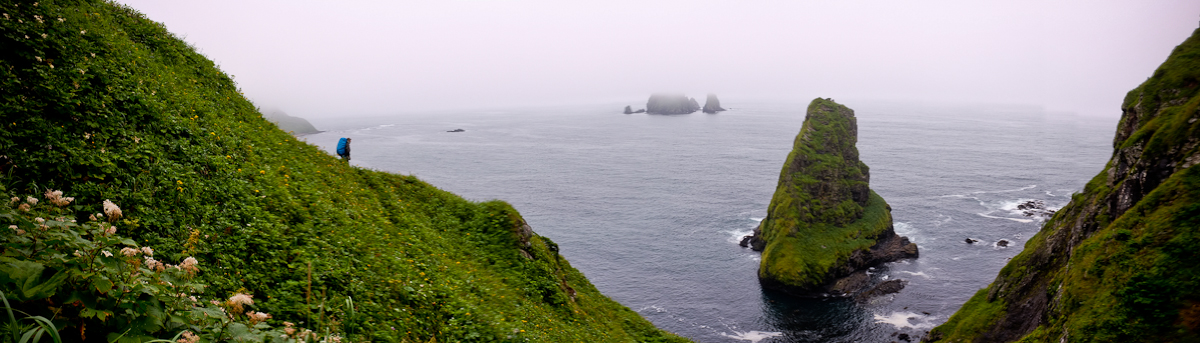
(926, 27), (1200, 343)
(0, 1), (687, 342)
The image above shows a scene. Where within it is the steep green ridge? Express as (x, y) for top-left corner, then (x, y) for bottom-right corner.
(750, 99), (917, 293)
(0, 1), (687, 342)
(926, 28), (1200, 343)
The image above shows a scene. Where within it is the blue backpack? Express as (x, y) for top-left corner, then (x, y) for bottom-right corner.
(336, 137), (348, 156)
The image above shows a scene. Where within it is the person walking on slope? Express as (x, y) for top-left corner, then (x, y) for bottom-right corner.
(337, 137), (352, 162)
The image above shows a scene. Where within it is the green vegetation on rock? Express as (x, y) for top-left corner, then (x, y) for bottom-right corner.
(751, 98), (916, 293)
(926, 27), (1200, 343)
(0, 1), (688, 342)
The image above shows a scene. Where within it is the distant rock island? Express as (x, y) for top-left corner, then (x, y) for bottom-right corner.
(743, 98), (917, 296)
(623, 105), (646, 114)
(646, 93), (701, 114)
(262, 109), (320, 135)
(702, 94), (726, 114)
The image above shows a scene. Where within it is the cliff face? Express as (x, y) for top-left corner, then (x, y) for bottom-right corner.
(702, 94), (726, 113)
(647, 93), (701, 114)
(747, 98), (917, 295)
(926, 28), (1200, 342)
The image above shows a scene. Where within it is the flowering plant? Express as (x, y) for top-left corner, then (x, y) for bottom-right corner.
(1, 190), (334, 342)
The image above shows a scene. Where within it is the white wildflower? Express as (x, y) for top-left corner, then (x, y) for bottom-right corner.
(33, 15), (42, 23)
(26, 197), (37, 205)
(73, 250), (83, 257)
(35, 56), (42, 62)
(9, 196), (17, 204)
(101, 250), (113, 257)
(140, 246), (153, 256)
(7, 225), (15, 230)
(178, 331), (199, 343)
(104, 223), (117, 235)
(34, 217), (44, 223)
(103, 200), (121, 221)
(56, 17), (63, 22)
(17, 203), (29, 212)
(180, 257), (199, 274)
(120, 247), (139, 257)
(246, 311), (271, 324)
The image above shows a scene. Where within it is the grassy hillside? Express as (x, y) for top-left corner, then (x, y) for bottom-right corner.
(0, 1), (687, 342)
(926, 27), (1200, 343)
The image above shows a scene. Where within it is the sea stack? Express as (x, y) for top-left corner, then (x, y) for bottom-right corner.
(745, 98), (917, 295)
(624, 105), (634, 114)
(646, 93), (701, 114)
(702, 94), (726, 113)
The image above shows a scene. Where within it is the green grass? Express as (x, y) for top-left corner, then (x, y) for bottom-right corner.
(0, 1), (688, 342)
(758, 191), (892, 290)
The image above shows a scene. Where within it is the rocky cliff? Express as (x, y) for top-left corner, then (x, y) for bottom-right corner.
(702, 94), (726, 113)
(926, 28), (1200, 342)
(646, 93), (700, 114)
(745, 98), (917, 295)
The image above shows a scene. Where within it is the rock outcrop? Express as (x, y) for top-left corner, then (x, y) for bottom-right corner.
(702, 94), (726, 114)
(646, 93), (701, 114)
(926, 27), (1200, 342)
(624, 105), (633, 114)
(745, 98), (918, 296)
(262, 109), (320, 135)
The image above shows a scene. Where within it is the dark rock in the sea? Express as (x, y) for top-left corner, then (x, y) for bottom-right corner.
(898, 333), (912, 342)
(634, 109), (646, 113)
(702, 94), (726, 114)
(996, 239), (1009, 247)
(623, 105), (633, 114)
(447, 129), (465, 132)
(965, 238), (979, 244)
(739, 235), (752, 248)
(1016, 200), (1057, 218)
(828, 271), (871, 295)
(646, 93), (701, 114)
(857, 279), (908, 301)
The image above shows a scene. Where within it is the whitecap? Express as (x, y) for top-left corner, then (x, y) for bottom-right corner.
(873, 311), (938, 330)
(750, 217), (764, 222)
(897, 271), (931, 278)
(719, 331), (783, 343)
(726, 229), (754, 245)
(976, 212), (1033, 223)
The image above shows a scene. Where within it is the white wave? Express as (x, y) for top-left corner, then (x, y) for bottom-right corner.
(637, 305), (667, 313)
(894, 222), (916, 236)
(976, 212), (1033, 223)
(726, 229), (754, 245)
(719, 331), (783, 343)
(874, 311), (938, 330)
(750, 217), (764, 222)
(897, 271), (930, 278)
(941, 185), (1036, 198)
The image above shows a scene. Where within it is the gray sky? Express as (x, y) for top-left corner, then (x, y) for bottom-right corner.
(118, 0), (1200, 118)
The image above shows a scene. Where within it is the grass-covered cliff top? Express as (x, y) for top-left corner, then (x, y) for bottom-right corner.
(928, 28), (1200, 342)
(755, 98), (890, 290)
(0, 1), (686, 342)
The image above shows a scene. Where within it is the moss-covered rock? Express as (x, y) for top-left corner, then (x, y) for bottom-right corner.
(747, 98), (917, 295)
(925, 27), (1200, 343)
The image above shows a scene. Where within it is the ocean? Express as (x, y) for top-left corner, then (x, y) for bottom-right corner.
(303, 100), (1116, 342)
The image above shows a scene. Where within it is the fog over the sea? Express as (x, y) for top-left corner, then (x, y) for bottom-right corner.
(118, 0), (1199, 118)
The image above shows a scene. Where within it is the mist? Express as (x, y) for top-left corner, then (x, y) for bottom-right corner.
(116, 0), (1200, 119)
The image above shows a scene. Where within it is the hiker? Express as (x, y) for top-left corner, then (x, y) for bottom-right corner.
(337, 137), (352, 162)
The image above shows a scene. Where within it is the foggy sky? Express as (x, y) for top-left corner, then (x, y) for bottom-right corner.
(116, 0), (1200, 119)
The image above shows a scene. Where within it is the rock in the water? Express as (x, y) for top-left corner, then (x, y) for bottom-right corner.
(702, 94), (726, 114)
(996, 239), (1009, 247)
(623, 105), (633, 114)
(1015, 200), (1057, 218)
(739, 235), (752, 247)
(965, 238), (979, 244)
(447, 129), (465, 132)
(634, 109), (646, 113)
(857, 279), (908, 301)
(747, 98), (918, 295)
(646, 93), (701, 114)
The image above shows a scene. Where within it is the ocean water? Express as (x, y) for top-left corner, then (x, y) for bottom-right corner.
(303, 101), (1115, 342)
